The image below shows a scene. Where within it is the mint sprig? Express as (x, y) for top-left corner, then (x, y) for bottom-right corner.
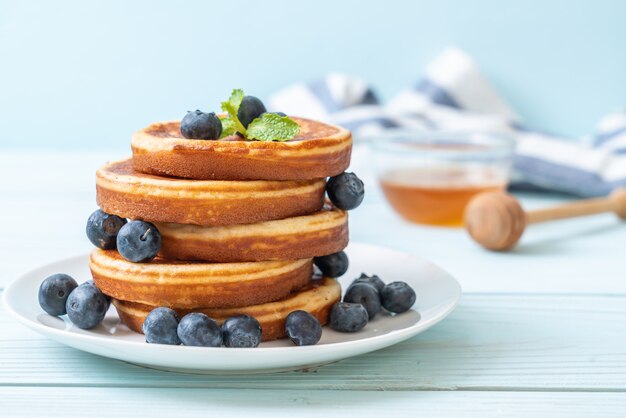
(220, 89), (247, 135)
(219, 89), (300, 141)
(247, 113), (301, 142)
(219, 116), (237, 138)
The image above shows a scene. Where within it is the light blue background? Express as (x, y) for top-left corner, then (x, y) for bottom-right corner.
(1, 0), (624, 149)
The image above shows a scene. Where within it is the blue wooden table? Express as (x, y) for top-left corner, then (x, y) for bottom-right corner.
(1, 149), (625, 417)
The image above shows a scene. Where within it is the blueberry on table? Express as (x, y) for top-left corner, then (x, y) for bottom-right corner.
(86, 209), (127, 250)
(351, 273), (385, 293)
(343, 282), (382, 320)
(180, 110), (223, 140)
(329, 302), (368, 332)
(326, 172), (364, 210)
(143, 307), (181, 345)
(221, 315), (262, 348)
(116, 220), (162, 263)
(381, 281), (416, 314)
(38, 273), (78, 316)
(237, 96), (267, 128)
(314, 251), (349, 278)
(285, 310), (323, 346)
(177, 313), (222, 347)
(65, 283), (108, 329)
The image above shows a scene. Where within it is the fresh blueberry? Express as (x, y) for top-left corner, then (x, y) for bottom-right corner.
(314, 251), (349, 278)
(326, 172), (364, 210)
(86, 209), (127, 250)
(38, 273), (78, 316)
(343, 282), (381, 320)
(285, 310), (322, 346)
(177, 313), (222, 347)
(84, 280), (111, 309)
(237, 96), (267, 128)
(221, 315), (262, 348)
(142, 307), (181, 345)
(328, 302), (368, 332)
(351, 273), (385, 293)
(65, 283), (108, 329)
(380, 281), (416, 313)
(180, 110), (222, 140)
(116, 220), (162, 263)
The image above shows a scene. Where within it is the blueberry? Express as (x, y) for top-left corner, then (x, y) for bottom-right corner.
(237, 96), (266, 128)
(314, 251), (349, 278)
(65, 283), (108, 329)
(38, 273), (78, 316)
(177, 313), (222, 347)
(116, 220), (162, 263)
(86, 209), (127, 250)
(285, 310), (322, 346)
(221, 315), (262, 348)
(328, 302), (368, 332)
(84, 280), (111, 309)
(180, 110), (222, 140)
(351, 273), (385, 293)
(142, 307), (181, 345)
(326, 172), (364, 210)
(380, 282), (416, 314)
(343, 282), (381, 320)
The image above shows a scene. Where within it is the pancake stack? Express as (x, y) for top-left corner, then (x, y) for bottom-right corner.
(89, 117), (354, 341)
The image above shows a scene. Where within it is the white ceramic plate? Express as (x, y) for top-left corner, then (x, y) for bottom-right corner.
(2, 242), (461, 374)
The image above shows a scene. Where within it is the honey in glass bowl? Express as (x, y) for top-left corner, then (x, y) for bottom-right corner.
(370, 132), (514, 227)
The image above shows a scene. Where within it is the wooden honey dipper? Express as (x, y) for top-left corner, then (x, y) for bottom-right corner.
(463, 188), (626, 251)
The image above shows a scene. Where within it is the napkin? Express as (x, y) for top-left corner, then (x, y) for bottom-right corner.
(269, 47), (626, 198)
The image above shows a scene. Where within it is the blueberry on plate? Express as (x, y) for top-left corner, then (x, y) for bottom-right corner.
(84, 280), (111, 310)
(326, 172), (364, 210)
(143, 307), (181, 345)
(180, 110), (223, 140)
(343, 282), (382, 320)
(65, 283), (108, 329)
(314, 251), (349, 278)
(221, 315), (262, 348)
(380, 281), (416, 314)
(351, 273), (385, 293)
(237, 96), (267, 128)
(177, 312), (222, 347)
(285, 310), (322, 346)
(329, 302), (368, 332)
(86, 209), (127, 250)
(116, 220), (162, 263)
(38, 273), (78, 316)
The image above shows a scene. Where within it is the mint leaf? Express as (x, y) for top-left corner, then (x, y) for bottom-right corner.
(219, 116), (237, 138)
(246, 113), (300, 142)
(220, 89), (246, 135)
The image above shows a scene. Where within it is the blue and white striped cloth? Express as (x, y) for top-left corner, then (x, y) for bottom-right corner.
(269, 47), (626, 197)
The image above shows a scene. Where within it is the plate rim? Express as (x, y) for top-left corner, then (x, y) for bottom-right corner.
(1, 242), (462, 364)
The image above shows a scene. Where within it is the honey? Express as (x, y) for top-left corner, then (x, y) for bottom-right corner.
(380, 167), (506, 226)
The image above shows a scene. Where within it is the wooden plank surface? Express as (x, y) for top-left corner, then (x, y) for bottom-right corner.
(1, 388), (625, 418)
(2, 293), (624, 391)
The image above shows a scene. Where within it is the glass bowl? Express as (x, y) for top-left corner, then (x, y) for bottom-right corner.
(369, 130), (515, 227)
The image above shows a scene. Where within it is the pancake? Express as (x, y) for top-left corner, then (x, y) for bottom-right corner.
(96, 159), (326, 226)
(157, 204), (348, 262)
(131, 117), (352, 181)
(90, 249), (313, 309)
(112, 278), (341, 341)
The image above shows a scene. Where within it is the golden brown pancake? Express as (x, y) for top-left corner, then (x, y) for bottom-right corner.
(112, 278), (341, 341)
(131, 117), (352, 180)
(96, 159), (326, 226)
(90, 249), (313, 309)
(156, 204), (348, 262)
